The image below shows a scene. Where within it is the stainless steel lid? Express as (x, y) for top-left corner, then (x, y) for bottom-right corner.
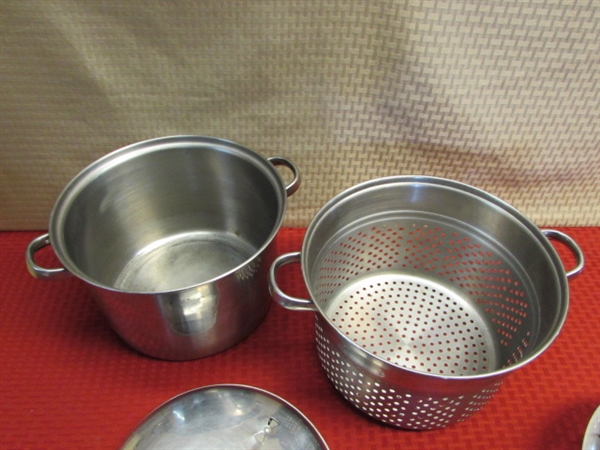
(120, 385), (328, 450)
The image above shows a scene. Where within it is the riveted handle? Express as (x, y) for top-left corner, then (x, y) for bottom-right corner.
(25, 233), (71, 280)
(268, 157), (301, 197)
(542, 229), (584, 279)
(268, 252), (317, 312)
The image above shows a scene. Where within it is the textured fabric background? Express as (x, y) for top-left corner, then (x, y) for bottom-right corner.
(1, 0), (599, 229)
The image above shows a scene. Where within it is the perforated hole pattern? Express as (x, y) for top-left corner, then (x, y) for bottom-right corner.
(329, 274), (497, 375)
(316, 318), (503, 430)
(313, 219), (536, 373)
(311, 218), (534, 428)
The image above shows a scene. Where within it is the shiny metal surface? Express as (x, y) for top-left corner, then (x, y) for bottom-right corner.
(26, 136), (300, 360)
(269, 176), (583, 430)
(120, 385), (329, 450)
(583, 406), (600, 450)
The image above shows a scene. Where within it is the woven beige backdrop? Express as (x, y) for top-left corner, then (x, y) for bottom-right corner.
(1, 0), (599, 229)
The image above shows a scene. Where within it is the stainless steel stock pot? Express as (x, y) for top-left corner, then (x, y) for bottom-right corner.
(269, 176), (583, 430)
(26, 136), (300, 360)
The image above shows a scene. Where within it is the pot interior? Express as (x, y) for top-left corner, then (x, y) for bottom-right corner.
(52, 138), (285, 292)
(303, 177), (567, 376)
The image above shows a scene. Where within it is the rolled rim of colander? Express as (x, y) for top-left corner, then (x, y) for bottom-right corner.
(300, 175), (573, 381)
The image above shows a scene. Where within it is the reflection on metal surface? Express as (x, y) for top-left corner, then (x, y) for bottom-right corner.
(121, 385), (328, 450)
(160, 285), (219, 336)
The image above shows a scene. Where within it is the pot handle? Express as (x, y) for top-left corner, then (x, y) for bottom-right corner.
(26, 233), (71, 280)
(542, 229), (584, 279)
(268, 252), (317, 312)
(267, 157), (301, 197)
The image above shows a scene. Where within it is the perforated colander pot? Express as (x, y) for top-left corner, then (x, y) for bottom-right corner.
(269, 176), (584, 430)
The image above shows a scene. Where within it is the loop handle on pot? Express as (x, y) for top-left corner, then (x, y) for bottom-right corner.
(267, 157), (301, 197)
(26, 233), (71, 280)
(268, 252), (317, 312)
(542, 229), (585, 279)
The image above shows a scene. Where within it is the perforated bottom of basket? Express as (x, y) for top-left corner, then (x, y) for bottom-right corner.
(328, 272), (498, 376)
(316, 317), (504, 430)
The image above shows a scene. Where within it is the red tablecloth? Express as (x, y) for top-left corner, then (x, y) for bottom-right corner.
(1, 228), (599, 450)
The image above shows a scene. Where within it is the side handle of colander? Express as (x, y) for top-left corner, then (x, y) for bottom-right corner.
(267, 157), (301, 197)
(542, 229), (585, 279)
(268, 252), (318, 312)
(25, 233), (71, 280)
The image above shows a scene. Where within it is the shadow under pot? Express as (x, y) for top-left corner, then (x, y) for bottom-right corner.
(269, 175), (583, 430)
(26, 135), (300, 360)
